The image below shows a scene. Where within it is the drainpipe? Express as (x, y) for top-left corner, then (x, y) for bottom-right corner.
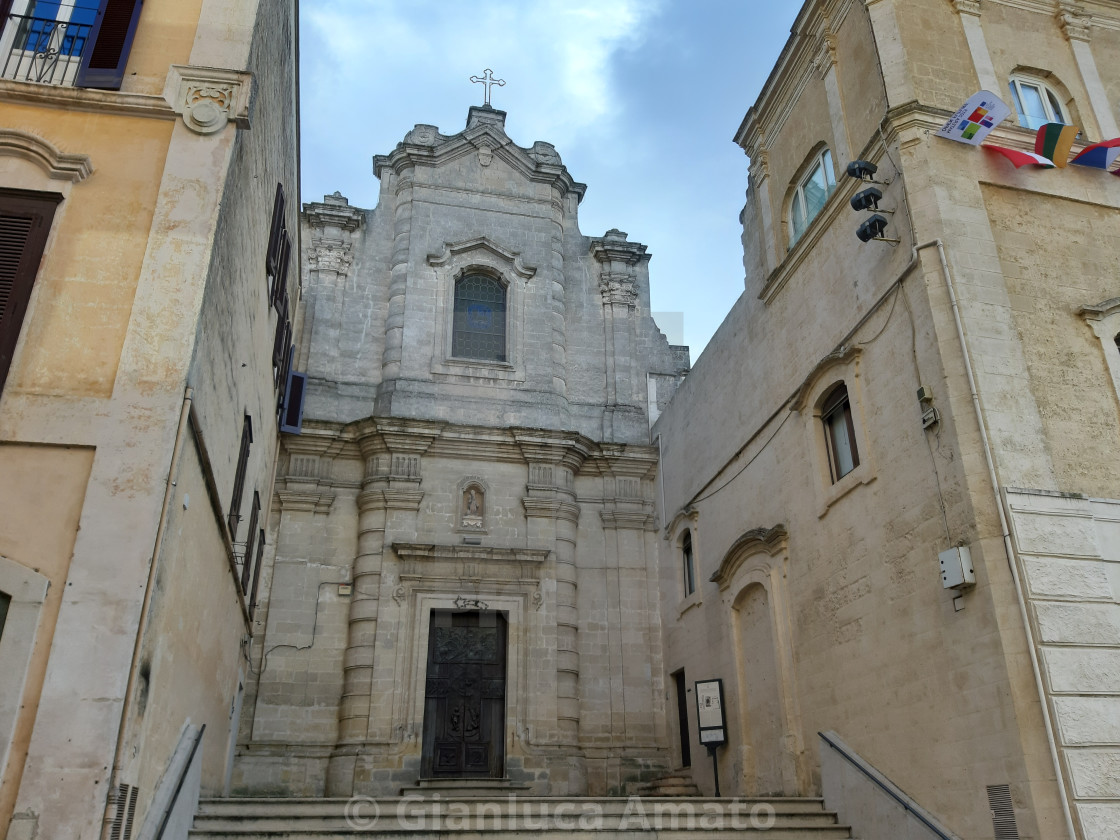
(915, 240), (1076, 840)
(102, 387), (194, 840)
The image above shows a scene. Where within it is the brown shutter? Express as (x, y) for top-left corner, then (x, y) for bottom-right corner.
(0, 190), (61, 395)
(75, 0), (143, 90)
(0, 1), (14, 26)
(241, 491), (260, 594)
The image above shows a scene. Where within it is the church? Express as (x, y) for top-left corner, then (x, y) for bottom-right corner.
(232, 103), (690, 799)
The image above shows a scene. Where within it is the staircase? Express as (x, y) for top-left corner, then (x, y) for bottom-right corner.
(190, 795), (853, 839)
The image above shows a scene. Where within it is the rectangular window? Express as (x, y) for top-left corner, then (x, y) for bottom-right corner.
(1, 189), (61, 394)
(228, 414), (252, 540)
(822, 384), (859, 482)
(682, 531), (696, 597)
(2, 0), (143, 89)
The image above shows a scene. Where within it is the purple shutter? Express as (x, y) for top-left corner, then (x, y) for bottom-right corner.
(280, 371), (306, 434)
(76, 0), (143, 90)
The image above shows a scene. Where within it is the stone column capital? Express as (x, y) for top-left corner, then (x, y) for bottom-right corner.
(1058, 2), (1092, 42)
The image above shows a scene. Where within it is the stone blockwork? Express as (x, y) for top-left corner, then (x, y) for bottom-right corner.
(1006, 490), (1120, 835)
(234, 108), (687, 798)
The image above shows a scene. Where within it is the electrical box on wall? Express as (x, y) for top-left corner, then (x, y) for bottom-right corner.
(939, 546), (975, 589)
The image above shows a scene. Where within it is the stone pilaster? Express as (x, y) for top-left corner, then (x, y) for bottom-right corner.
(549, 185), (569, 398)
(381, 170), (415, 385)
(590, 230), (649, 440)
(327, 419), (440, 795)
(302, 193), (362, 375)
(1057, 2), (1118, 138)
(515, 431), (590, 761)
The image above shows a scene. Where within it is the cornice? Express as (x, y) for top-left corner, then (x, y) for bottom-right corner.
(0, 78), (176, 120)
(600, 508), (658, 531)
(304, 193), (363, 232)
(1078, 297), (1120, 321)
(392, 543), (551, 564)
(0, 128), (92, 182)
(373, 119), (587, 202)
(710, 525), (789, 590)
(733, 0), (856, 154)
(428, 236), (537, 279)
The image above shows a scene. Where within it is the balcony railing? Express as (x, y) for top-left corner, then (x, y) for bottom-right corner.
(1, 14), (93, 86)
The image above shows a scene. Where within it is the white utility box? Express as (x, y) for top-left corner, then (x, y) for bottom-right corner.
(939, 546), (975, 590)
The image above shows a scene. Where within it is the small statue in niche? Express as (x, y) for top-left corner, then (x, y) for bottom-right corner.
(462, 486), (484, 529)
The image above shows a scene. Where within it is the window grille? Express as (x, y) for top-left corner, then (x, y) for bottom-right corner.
(452, 274), (507, 362)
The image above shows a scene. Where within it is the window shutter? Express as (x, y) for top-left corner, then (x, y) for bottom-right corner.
(1, 191), (60, 395)
(265, 183), (285, 282)
(273, 231), (291, 309)
(227, 415), (252, 541)
(248, 528), (265, 617)
(280, 370), (306, 434)
(0, 2), (13, 26)
(75, 0), (143, 91)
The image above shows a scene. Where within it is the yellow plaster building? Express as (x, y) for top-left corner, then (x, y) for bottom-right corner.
(0, 1), (300, 838)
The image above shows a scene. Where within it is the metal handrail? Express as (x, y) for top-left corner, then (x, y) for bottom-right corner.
(1, 13), (93, 85)
(153, 723), (206, 840)
(818, 730), (962, 840)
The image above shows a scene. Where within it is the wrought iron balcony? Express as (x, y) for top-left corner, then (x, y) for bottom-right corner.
(1, 13), (93, 86)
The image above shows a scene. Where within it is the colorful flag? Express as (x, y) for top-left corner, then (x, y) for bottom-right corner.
(982, 145), (1056, 168)
(1034, 123), (1079, 167)
(937, 91), (1012, 145)
(1070, 137), (1120, 170)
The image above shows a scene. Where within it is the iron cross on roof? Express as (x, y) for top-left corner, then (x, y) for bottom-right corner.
(470, 68), (505, 107)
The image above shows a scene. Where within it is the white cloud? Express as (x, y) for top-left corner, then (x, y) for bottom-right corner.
(302, 0), (661, 151)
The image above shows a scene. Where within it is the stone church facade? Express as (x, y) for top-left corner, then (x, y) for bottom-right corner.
(233, 106), (689, 798)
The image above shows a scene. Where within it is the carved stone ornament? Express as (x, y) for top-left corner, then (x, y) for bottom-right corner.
(164, 65), (253, 135)
(590, 229), (649, 309)
(406, 124), (440, 146)
(461, 485), (485, 530)
(1057, 3), (1091, 42)
(307, 239), (353, 274)
(477, 140), (494, 167)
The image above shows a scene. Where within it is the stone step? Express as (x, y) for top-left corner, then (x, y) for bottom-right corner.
(191, 796), (851, 838)
(638, 771), (703, 797)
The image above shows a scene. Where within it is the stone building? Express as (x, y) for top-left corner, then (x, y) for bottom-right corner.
(652, 1), (1120, 839)
(0, 1), (300, 838)
(231, 106), (690, 799)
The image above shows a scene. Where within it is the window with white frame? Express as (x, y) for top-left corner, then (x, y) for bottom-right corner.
(789, 148), (836, 247)
(1008, 76), (1068, 131)
(821, 383), (860, 483)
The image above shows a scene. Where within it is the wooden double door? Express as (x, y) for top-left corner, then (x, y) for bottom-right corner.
(420, 610), (507, 778)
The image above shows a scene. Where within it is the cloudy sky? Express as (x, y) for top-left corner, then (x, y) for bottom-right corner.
(299, 1), (800, 358)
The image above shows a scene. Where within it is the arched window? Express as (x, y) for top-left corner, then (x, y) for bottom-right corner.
(452, 273), (506, 362)
(1009, 75), (1068, 130)
(682, 530), (696, 596)
(821, 383), (859, 482)
(789, 148), (836, 247)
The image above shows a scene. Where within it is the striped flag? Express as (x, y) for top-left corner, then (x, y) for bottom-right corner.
(1034, 123), (1079, 167)
(982, 145), (1056, 168)
(1070, 138), (1120, 170)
